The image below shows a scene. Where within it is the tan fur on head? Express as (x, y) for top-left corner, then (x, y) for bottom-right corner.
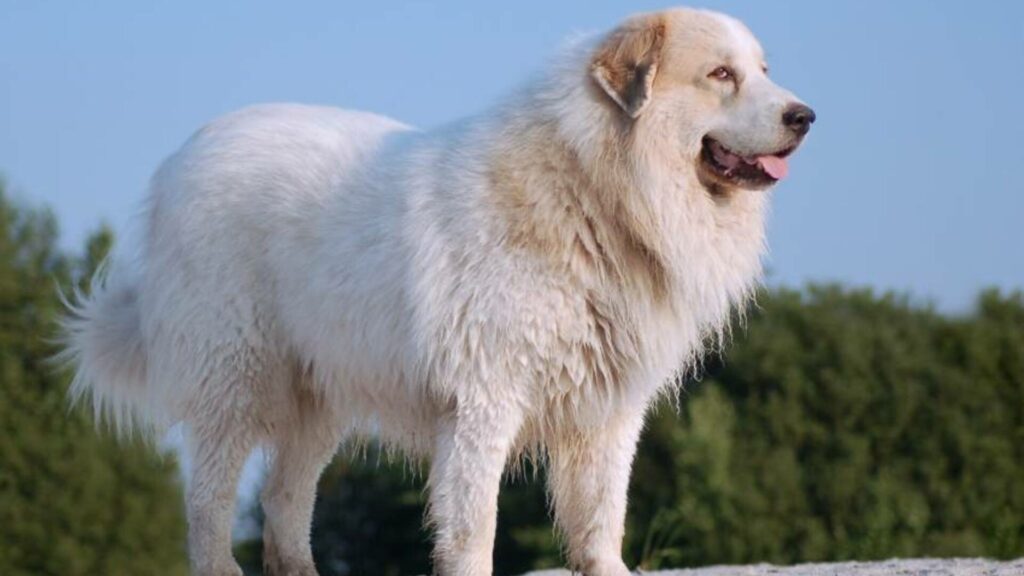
(590, 13), (667, 118)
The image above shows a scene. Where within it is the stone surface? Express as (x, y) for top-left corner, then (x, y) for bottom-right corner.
(524, 558), (1024, 576)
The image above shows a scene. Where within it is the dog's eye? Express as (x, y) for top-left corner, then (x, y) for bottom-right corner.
(761, 64), (769, 75)
(708, 66), (734, 82)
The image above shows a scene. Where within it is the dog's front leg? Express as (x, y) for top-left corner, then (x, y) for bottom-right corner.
(428, 396), (523, 576)
(548, 405), (648, 576)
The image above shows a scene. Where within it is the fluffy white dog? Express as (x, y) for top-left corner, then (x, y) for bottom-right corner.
(62, 7), (814, 576)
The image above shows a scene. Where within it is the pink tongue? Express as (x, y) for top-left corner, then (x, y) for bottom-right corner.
(757, 155), (789, 180)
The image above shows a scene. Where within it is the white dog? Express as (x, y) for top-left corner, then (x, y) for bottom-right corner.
(61, 7), (814, 576)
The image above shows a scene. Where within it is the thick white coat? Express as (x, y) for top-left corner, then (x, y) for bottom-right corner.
(61, 8), (811, 576)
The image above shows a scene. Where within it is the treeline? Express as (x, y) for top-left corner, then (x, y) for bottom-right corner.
(0, 187), (187, 576)
(628, 285), (1023, 568)
(0, 187), (1020, 575)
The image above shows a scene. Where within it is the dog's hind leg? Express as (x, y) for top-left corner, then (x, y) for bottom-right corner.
(260, 391), (343, 576)
(185, 411), (258, 576)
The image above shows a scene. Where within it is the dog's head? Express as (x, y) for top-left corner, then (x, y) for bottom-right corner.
(590, 8), (814, 194)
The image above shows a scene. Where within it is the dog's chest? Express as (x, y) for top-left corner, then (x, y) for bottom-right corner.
(533, 282), (688, 408)
(553, 226), (763, 401)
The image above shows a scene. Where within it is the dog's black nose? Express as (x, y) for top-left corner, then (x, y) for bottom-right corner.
(782, 104), (816, 136)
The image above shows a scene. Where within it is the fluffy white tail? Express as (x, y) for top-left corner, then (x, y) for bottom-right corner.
(58, 266), (151, 437)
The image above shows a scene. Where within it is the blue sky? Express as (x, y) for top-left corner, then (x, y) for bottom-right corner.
(2, 1), (1022, 311)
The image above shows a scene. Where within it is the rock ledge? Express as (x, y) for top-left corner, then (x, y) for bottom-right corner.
(525, 558), (1024, 576)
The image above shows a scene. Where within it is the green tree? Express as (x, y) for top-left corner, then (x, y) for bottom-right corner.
(0, 184), (188, 576)
(629, 286), (1024, 567)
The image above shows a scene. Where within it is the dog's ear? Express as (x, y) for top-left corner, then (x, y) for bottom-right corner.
(590, 14), (667, 119)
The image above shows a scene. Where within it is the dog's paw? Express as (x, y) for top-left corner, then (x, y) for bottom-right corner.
(579, 556), (632, 576)
(194, 564), (244, 576)
(264, 563), (318, 576)
(264, 556), (319, 576)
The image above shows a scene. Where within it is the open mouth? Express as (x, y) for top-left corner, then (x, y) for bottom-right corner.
(699, 136), (796, 191)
